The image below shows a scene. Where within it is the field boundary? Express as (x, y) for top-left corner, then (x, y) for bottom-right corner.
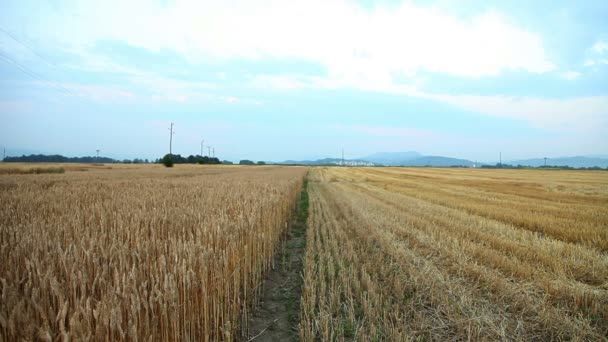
(245, 176), (309, 341)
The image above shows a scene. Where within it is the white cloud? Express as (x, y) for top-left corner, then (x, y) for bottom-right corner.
(252, 73), (608, 132)
(40, 0), (553, 80)
(251, 75), (311, 91)
(584, 39), (608, 67)
(69, 85), (135, 101)
(16, 0), (602, 134)
(333, 124), (437, 139)
(559, 71), (581, 80)
(430, 94), (608, 131)
(592, 41), (608, 54)
(28, 81), (135, 102)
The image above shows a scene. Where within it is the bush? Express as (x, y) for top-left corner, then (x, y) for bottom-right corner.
(162, 155), (174, 168)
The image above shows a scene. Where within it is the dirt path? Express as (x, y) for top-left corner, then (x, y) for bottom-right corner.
(245, 179), (309, 342)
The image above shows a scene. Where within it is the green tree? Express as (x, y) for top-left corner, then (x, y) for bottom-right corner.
(162, 154), (174, 167)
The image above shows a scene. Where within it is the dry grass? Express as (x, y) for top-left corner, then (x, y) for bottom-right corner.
(301, 167), (608, 341)
(0, 164), (307, 341)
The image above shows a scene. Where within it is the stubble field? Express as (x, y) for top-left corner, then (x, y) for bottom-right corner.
(1, 164), (606, 341)
(300, 167), (608, 341)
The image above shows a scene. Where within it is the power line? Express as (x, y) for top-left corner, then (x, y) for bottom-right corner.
(0, 27), (123, 159)
(0, 28), (131, 123)
(0, 49), (84, 100)
(0, 48), (111, 108)
(0, 51), (72, 96)
(0, 26), (56, 67)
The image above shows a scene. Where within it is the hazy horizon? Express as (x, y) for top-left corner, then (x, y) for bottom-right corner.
(2, 0), (607, 163)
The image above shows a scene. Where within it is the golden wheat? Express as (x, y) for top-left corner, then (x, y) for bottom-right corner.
(0, 164), (307, 341)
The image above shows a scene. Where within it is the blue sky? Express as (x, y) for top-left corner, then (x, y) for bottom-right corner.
(1, 0), (607, 162)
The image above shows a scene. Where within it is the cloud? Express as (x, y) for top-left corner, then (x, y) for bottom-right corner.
(592, 41), (608, 54)
(127, 74), (215, 96)
(333, 124), (437, 139)
(430, 94), (608, 131)
(252, 73), (608, 132)
(559, 71), (581, 80)
(29, 81), (135, 101)
(39, 0), (553, 80)
(250, 73), (421, 96)
(60, 49), (218, 101)
(251, 75), (311, 91)
(584, 39), (608, 67)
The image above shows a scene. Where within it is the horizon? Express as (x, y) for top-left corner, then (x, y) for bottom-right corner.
(3, 149), (608, 166)
(2, 1), (607, 162)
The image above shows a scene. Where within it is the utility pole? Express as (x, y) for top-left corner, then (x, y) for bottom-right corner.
(208, 146), (212, 158)
(200, 139), (204, 157)
(342, 148), (345, 166)
(499, 152), (502, 168)
(96, 149), (100, 161)
(212, 148), (215, 158)
(168, 122), (174, 156)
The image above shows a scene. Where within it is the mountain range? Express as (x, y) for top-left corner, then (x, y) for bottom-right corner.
(360, 152), (474, 167)
(279, 152), (608, 168)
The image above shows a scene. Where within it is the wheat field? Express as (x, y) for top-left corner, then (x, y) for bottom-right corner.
(1, 164), (607, 341)
(0, 164), (307, 341)
(300, 167), (608, 341)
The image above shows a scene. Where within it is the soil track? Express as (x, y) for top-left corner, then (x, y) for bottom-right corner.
(246, 179), (309, 342)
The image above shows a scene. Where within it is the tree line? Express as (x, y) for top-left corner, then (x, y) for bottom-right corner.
(3, 154), (128, 163)
(2, 154), (222, 165)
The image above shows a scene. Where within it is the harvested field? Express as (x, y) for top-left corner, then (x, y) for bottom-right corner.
(300, 167), (608, 341)
(0, 164), (307, 341)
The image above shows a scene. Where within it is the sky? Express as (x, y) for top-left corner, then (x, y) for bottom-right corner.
(0, 0), (607, 163)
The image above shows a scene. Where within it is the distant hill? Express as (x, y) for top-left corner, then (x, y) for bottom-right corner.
(278, 158), (376, 166)
(278, 153), (607, 168)
(400, 156), (475, 167)
(358, 151), (474, 167)
(360, 151), (422, 165)
(509, 156), (608, 168)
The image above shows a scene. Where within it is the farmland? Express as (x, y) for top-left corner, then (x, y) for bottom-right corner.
(1, 164), (607, 341)
(0, 164), (307, 341)
(301, 167), (608, 340)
